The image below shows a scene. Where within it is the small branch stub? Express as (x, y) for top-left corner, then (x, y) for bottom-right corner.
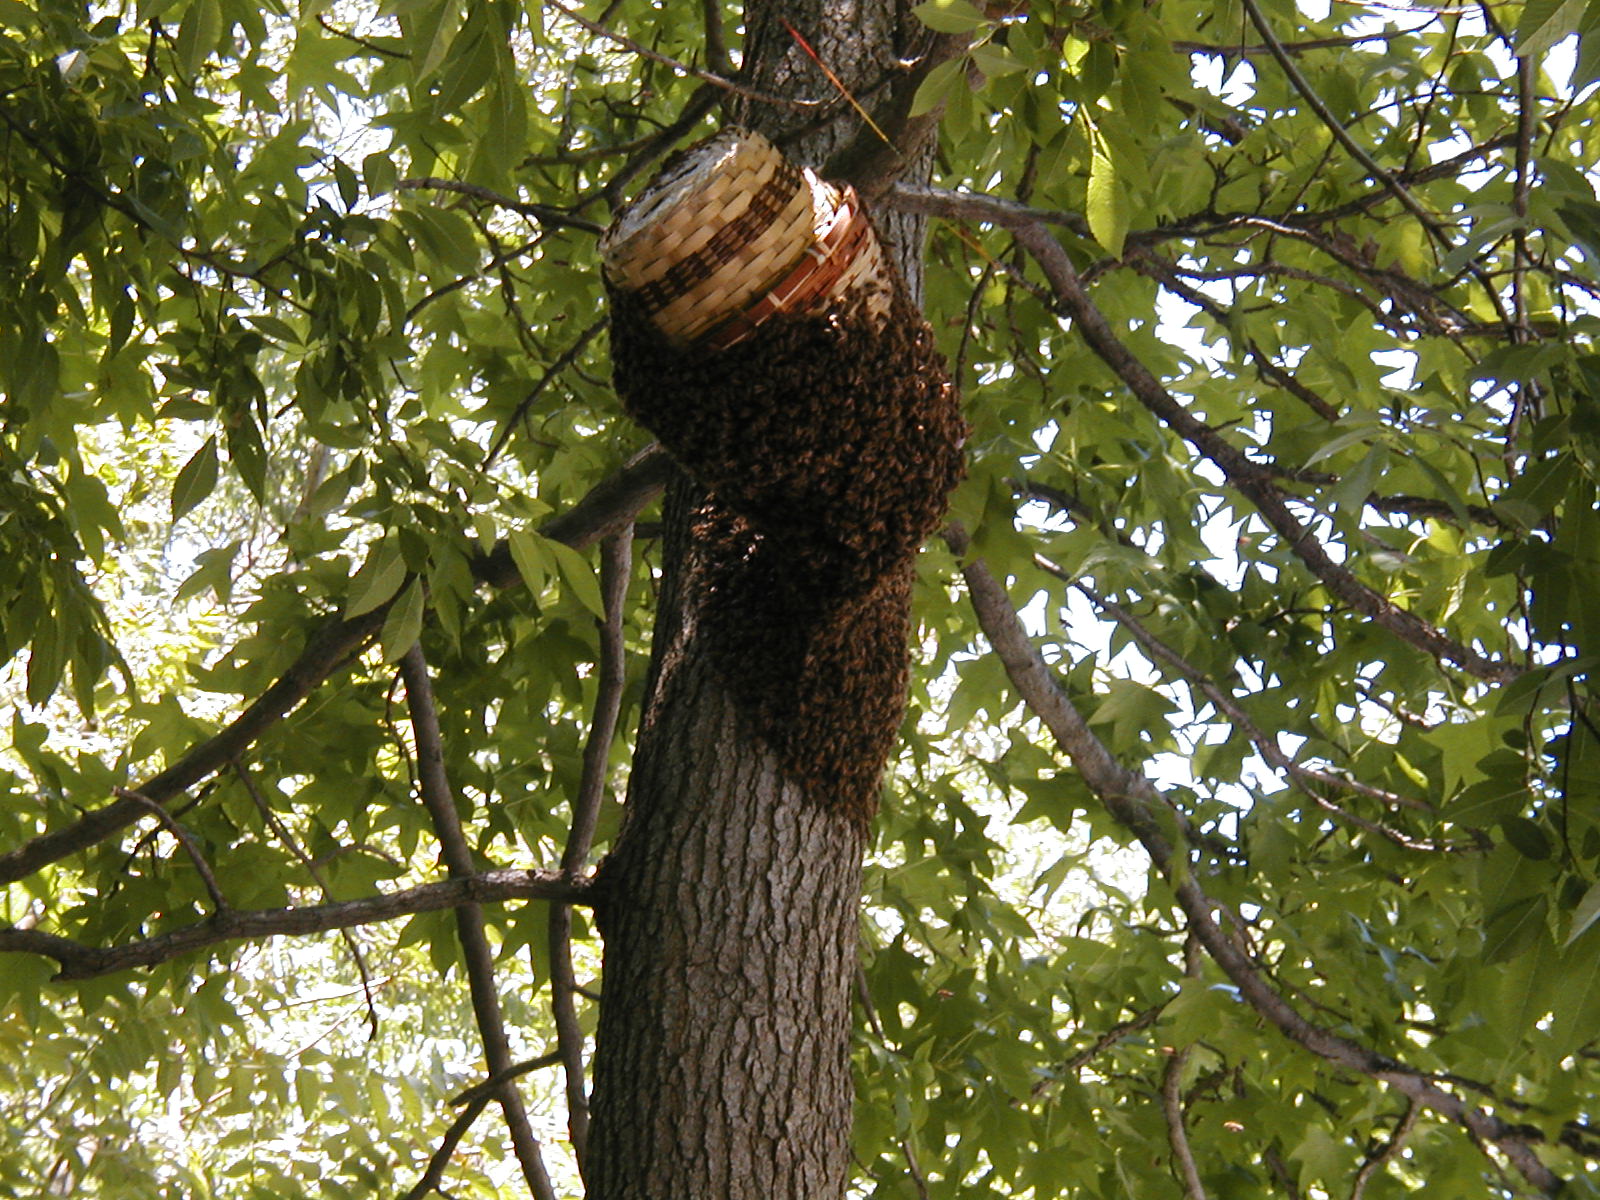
(603, 129), (966, 825)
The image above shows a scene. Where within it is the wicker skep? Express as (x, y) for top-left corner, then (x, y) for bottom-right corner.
(600, 128), (892, 348)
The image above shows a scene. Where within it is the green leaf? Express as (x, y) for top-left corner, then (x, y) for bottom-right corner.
(346, 542), (407, 617)
(1567, 879), (1600, 947)
(175, 0), (222, 77)
(508, 529), (550, 595)
(364, 150), (398, 198)
(971, 43), (1027, 79)
(1086, 678), (1176, 750)
(1550, 938), (1600, 1053)
(1482, 894), (1549, 965)
(1516, 0), (1587, 56)
(545, 538), (605, 619)
(1501, 815), (1552, 860)
(909, 56), (966, 118)
(171, 436), (220, 521)
(911, 0), (988, 33)
(379, 578), (425, 663)
(333, 157), (360, 210)
(1085, 126), (1127, 259)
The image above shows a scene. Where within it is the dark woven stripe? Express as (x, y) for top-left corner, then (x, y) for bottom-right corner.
(631, 164), (806, 315)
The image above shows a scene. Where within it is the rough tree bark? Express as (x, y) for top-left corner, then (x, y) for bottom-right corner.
(585, 1), (945, 1196)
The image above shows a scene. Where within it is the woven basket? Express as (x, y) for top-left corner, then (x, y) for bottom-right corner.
(602, 128), (892, 348)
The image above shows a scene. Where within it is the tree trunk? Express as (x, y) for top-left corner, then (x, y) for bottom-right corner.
(587, 1), (936, 1195)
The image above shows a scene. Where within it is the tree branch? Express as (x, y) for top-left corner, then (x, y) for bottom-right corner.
(976, 204), (1518, 683)
(401, 1057), (572, 1200)
(400, 646), (558, 1200)
(396, 178), (605, 235)
(1051, 568), (1459, 838)
(1350, 1099), (1422, 1200)
(1163, 1047), (1210, 1200)
(1033, 1004), (1167, 1098)
(114, 788), (230, 912)
(0, 869), (589, 980)
(1237, 0), (1512, 332)
(0, 447), (674, 889)
(951, 530), (1562, 1195)
(547, 526), (633, 1176)
(481, 317), (608, 470)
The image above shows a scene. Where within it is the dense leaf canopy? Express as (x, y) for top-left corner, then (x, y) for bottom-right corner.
(3, 0), (1600, 1195)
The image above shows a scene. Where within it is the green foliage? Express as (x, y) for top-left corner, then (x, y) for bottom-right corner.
(2, 0), (1600, 1196)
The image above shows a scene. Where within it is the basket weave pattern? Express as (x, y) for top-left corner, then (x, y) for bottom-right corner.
(601, 129), (893, 348)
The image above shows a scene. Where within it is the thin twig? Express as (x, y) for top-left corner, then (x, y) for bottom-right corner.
(315, 14), (407, 59)
(542, 0), (820, 109)
(400, 646), (558, 1200)
(1351, 1099), (1422, 1200)
(233, 761), (381, 1039)
(1237, 0), (1512, 332)
(1052, 566), (1455, 836)
(399, 1090), (496, 1200)
(1032, 1004), (1167, 1098)
(1265, 1146), (1305, 1199)
(1173, 31), (1409, 55)
(1237, 0), (1442, 241)
(114, 789), (228, 912)
(451, 1051), (565, 1107)
(396, 178), (604, 235)
(399, 1051), (566, 1199)
(482, 318), (607, 469)
(998, 213), (1518, 683)
(855, 962), (932, 1198)
(589, 83), (723, 211)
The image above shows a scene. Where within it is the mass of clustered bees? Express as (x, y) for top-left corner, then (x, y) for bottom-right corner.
(608, 281), (967, 826)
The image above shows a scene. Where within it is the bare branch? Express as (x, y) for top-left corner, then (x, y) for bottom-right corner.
(399, 1091), (496, 1200)
(591, 84), (723, 211)
(450, 1052), (564, 1107)
(1174, 31), (1410, 55)
(951, 529), (1561, 1194)
(701, 0), (729, 76)
(0, 448), (673, 889)
(1265, 1146), (1305, 1200)
(475, 444), (675, 589)
(1237, 0), (1442, 242)
(548, 526), (634, 1175)
(314, 14), (407, 60)
(399, 1055), (566, 1200)
(0, 869), (588, 980)
(400, 646), (558, 1200)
